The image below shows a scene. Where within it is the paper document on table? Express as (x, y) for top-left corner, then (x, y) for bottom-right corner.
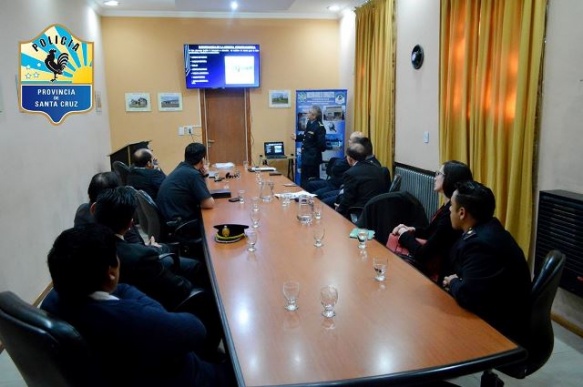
(215, 162), (235, 169)
(274, 191), (316, 199)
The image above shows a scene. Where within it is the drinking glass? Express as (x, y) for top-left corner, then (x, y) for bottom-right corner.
(320, 285), (338, 318)
(373, 257), (388, 281)
(255, 170), (262, 184)
(245, 229), (257, 252)
(313, 222), (325, 247)
(251, 196), (260, 210)
(313, 202), (323, 220)
(282, 193), (291, 207)
(250, 209), (261, 228)
(282, 281), (300, 311)
(243, 160), (249, 171)
(237, 189), (245, 203)
(357, 228), (369, 250)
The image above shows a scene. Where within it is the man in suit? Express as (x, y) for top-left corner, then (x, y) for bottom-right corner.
(334, 141), (389, 218)
(41, 223), (234, 386)
(127, 148), (166, 200)
(443, 180), (531, 345)
(306, 131), (365, 196)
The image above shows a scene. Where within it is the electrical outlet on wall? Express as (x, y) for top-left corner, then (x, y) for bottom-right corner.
(423, 131), (430, 143)
(178, 126), (185, 136)
(185, 126), (194, 135)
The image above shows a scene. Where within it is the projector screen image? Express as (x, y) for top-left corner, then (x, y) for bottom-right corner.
(184, 44), (260, 89)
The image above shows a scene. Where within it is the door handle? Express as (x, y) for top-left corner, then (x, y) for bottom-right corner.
(208, 139), (216, 143)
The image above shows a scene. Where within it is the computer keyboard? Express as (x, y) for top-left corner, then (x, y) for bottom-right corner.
(248, 166), (276, 172)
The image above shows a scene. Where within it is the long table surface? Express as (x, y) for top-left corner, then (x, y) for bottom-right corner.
(201, 168), (525, 386)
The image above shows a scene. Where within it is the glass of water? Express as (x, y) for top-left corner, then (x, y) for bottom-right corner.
(282, 281), (300, 311)
(250, 209), (261, 228)
(357, 228), (369, 250)
(320, 285), (338, 318)
(245, 229), (257, 252)
(373, 257), (388, 281)
(312, 222), (325, 247)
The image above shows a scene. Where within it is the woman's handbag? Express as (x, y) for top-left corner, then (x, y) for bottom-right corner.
(386, 233), (426, 258)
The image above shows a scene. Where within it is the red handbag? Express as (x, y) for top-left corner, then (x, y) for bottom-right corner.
(386, 233), (426, 258)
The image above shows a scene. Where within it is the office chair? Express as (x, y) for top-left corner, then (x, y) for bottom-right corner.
(481, 250), (566, 386)
(112, 160), (130, 186)
(389, 173), (402, 193)
(0, 291), (103, 387)
(350, 191), (429, 245)
(135, 189), (203, 258)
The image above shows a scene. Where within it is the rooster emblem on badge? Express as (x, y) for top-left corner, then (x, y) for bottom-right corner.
(44, 49), (69, 82)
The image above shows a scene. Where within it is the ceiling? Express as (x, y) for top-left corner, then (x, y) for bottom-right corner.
(91, 0), (369, 19)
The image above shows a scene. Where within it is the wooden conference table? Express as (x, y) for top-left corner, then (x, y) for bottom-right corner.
(201, 168), (525, 386)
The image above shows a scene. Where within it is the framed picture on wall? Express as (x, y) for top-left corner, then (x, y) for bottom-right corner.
(158, 92), (183, 111)
(125, 92), (151, 112)
(269, 90), (291, 108)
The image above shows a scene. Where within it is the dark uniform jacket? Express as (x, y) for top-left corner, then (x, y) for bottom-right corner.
(297, 120), (326, 167)
(447, 218), (531, 345)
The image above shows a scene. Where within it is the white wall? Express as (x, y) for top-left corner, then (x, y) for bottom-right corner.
(537, 0), (583, 330)
(0, 0), (111, 302)
(394, 0), (440, 170)
(339, 9), (356, 134)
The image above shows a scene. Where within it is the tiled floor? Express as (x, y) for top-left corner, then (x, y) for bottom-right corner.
(1, 321), (582, 386)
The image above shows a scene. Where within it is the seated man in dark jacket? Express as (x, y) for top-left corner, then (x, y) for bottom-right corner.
(443, 180), (531, 346)
(41, 223), (234, 387)
(334, 142), (389, 218)
(93, 186), (206, 308)
(75, 171), (155, 247)
(127, 148), (166, 200)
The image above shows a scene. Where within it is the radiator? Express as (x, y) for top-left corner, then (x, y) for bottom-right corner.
(535, 190), (583, 297)
(394, 164), (439, 222)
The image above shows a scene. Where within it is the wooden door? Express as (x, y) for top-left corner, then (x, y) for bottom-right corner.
(201, 88), (250, 165)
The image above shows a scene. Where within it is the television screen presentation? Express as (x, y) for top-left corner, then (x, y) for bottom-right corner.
(184, 44), (260, 89)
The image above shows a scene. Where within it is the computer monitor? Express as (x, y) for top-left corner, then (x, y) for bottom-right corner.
(264, 141), (286, 159)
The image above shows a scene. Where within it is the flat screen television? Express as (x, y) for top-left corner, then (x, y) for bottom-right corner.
(184, 44), (260, 89)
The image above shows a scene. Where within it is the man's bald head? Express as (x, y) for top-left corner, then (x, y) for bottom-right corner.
(133, 148), (153, 167)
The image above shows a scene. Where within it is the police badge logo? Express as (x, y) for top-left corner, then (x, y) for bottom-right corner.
(20, 24), (93, 125)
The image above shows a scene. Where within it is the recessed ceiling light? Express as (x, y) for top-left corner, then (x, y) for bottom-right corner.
(104, 0), (119, 6)
(230, 1), (239, 11)
(327, 4), (341, 12)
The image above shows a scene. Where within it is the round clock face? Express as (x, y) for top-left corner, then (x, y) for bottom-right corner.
(411, 45), (424, 69)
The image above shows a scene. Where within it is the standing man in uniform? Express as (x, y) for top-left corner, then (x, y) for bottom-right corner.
(292, 104), (327, 189)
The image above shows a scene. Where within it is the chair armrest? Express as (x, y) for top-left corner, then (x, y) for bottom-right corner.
(173, 288), (206, 313)
(173, 219), (203, 242)
(158, 253), (179, 270)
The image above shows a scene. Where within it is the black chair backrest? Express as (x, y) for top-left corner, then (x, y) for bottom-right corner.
(389, 173), (402, 193)
(356, 191), (429, 245)
(525, 250), (566, 375)
(0, 291), (102, 387)
(381, 166), (392, 191)
(112, 161), (130, 185)
(497, 250), (566, 379)
(135, 189), (164, 241)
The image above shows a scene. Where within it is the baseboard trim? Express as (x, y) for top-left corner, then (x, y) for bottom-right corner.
(552, 313), (583, 338)
(0, 283), (53, 354)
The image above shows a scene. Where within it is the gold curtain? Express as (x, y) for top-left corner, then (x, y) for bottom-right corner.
(440, 0), (546, 255)
(355, 0), (396, 168)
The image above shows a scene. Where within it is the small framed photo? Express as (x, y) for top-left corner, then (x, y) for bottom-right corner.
(269, 89), (291, 108)
(158, 92), (183, 112)
(125, 92), (151, 112)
